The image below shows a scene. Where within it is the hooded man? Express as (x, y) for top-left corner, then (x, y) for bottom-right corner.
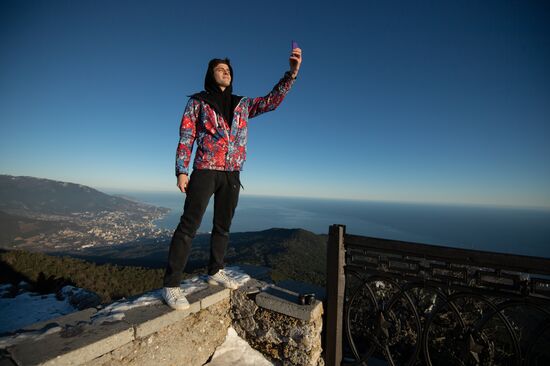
(162, 46), (303, 310)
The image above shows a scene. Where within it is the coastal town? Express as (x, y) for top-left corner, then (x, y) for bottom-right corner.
(9, 207), (172, 252)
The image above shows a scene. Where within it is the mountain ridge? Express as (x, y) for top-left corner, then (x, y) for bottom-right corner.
(0, 174), (169, 216)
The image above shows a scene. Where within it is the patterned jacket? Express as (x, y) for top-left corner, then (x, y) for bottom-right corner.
(175, 71), (296, 176)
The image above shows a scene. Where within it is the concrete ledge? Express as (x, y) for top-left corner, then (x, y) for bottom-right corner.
(9, 322), (134, 366)
(2, 279), (325, 365)
(125, 284), (228, 339)
(198, 287), (231, 309)
(20, 308), (98, 333)
(124, 301), (201, 339)
(3, 284), (234, 365)
(83, 299), (232, 366)
(255, 288), (323, 322)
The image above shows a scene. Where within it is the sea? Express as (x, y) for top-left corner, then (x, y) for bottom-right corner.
(104, 190), (550, 259)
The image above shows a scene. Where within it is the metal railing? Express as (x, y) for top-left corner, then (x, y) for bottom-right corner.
(325, 224), (550, 366)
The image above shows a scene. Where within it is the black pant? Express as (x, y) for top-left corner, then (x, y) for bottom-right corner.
(163, 169), (241, 287)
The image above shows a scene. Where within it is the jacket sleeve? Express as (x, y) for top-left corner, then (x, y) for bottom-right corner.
(248, 71), (296, 119)
(175, 98), (200, 176)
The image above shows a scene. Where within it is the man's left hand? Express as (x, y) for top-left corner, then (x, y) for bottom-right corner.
(289, 47), (302, 78)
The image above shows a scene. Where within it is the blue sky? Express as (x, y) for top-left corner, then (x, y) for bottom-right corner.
(1, 0), (549, 208)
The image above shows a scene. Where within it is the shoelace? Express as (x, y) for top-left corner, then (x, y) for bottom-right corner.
(217, 271), (237, 284)
(167, 287), (183, 300)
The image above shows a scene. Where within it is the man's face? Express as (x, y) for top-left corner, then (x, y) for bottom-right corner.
(214, 64), (231, 88)
(213, 63), (231, 88)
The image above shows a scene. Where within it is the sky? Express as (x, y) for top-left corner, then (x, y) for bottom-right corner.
(1, 0), (549, 208)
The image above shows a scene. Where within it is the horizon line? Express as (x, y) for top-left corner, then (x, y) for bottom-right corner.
(3, 173), (549, 211)
(98, 186), (550, 212)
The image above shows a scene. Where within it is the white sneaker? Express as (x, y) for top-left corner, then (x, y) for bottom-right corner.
(162, 287), (190, 310)
(208, 269), (240, 290)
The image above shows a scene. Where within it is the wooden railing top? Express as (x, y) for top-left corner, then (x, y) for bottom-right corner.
(344, 232), (550, 276)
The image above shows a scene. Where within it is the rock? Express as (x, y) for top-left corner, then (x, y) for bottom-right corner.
(231, 285), (324, 366)
(59, 286), (102, 310)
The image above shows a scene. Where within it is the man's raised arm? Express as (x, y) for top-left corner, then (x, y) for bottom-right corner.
(248, 47), (302, 119)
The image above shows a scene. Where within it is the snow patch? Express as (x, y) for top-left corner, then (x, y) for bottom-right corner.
(205, 327), (274, 366)
(0, 291), (76, 334)
(0, 325), (63, 349)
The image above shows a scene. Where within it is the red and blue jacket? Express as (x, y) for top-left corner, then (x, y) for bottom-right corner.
(175, 71), (296, 176)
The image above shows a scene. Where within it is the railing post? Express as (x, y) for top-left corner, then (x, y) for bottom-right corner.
(326, 224), (346, 366)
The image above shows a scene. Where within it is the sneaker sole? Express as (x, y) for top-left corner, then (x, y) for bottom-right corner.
(207, 278), (219, 286)
(166, 301), (190, 311)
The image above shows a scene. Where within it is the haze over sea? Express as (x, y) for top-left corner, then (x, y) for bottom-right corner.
(104, 190), (550, 259)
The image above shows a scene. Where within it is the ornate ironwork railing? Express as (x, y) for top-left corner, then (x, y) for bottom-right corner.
(325, 224), (550, 366)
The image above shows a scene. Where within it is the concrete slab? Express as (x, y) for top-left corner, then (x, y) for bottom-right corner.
(9, 321), (134, 366)
(124, 286), (230, 340)
(236, 278), (271, 295)
(125, 300), (201, 339)
(197, 286), (230, 309)
(255, 290), (323, 322)
(186, 285), (218, 305)
(21, 308), (98, 332)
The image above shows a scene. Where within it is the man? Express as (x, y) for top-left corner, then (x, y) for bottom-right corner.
(162, 46), (302, 310)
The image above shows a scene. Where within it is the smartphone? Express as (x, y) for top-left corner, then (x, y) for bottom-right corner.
(291, 40), (299, 50)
